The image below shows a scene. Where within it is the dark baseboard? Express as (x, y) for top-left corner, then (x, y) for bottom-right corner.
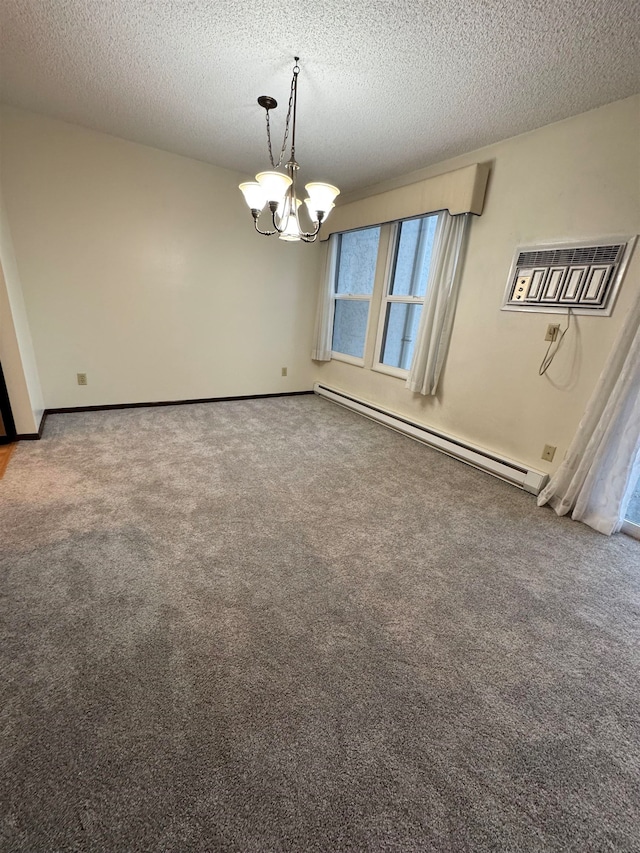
(16, 391), (313, 440)
(38, 411), (48, 438)
(15, 410), (49, 441)
(44, 390), (314, 417)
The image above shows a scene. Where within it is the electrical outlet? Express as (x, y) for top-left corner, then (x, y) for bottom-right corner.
(281, 367), (288, 377)
(541, 444), (556, 462)
(77, 373), (88, 386)
(545, 324), (560, 342)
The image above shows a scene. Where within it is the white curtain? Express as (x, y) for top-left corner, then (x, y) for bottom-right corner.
(537, 287), (640, 535)
(406, 212), (471, 396)
(311, 236), (336, 361)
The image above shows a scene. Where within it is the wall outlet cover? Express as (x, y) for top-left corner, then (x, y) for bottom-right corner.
(545, 324), (560, 342)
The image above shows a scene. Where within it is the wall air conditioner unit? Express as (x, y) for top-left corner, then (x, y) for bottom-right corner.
(502, 236), (636, 315)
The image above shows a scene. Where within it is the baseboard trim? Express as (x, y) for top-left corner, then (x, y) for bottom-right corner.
(14, 410), (49, 441)
(38, 411), (48, 438)
(44, 390), (314, 417)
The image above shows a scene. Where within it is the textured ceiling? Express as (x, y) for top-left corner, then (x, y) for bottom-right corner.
(1, 1), (639, 194)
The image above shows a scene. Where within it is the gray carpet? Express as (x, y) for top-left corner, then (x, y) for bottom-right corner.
(1, 395), (639, 852)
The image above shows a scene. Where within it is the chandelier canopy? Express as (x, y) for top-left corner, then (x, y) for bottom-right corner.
(239, 58), (340, 243)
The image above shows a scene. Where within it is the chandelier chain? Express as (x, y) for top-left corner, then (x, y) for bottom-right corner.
(265, 63), (299, 169)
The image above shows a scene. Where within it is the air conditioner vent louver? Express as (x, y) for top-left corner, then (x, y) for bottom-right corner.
(503, 236), (636, 316)
(517, 244), (622, 268)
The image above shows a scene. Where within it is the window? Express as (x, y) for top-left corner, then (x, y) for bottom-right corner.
(331, 227), (381, 362)
(329, 214), (438, 373)
(622, 474), (640, 539)
(376, 216), (438, 373)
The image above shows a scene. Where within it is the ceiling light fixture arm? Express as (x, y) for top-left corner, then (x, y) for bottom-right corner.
(269, 162), (325, 243)
(250, 198), (321, 242)
(250, 204), (278, 236)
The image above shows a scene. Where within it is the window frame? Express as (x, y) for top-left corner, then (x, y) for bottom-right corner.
(373, 214), (439, 379)
(330, 228), (381, 367)
(330, 292), (371, 366)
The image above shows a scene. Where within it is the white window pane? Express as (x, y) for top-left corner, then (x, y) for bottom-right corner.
(335, 227), (381, 295)
(390, 216), (437, 297)
(333, 300), (369, 358)
(381, 302), (422, 370)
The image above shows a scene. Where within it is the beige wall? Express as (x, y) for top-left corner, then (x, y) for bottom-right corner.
(0, 105), (322, 408)
(0, 190), (44, 434)
(1, 97), (638, 469)
(313, 96), (640, 474)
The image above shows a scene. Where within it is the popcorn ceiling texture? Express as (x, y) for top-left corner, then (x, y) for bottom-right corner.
(1, 0), (639, 193)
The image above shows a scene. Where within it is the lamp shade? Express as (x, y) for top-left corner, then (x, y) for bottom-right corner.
(304, 198), (334, 223)
(277, 197), (302, 241)
(279, 220), (302, 241)
(239, 182), (267, 211)
(304, 182), (340, 213)
(256, 171), (293, 203)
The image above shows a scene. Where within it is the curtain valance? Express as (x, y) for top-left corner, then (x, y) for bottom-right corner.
(322, 162), (490, 240)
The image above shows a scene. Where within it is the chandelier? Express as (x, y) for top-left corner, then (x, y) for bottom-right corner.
(239, 58), (340, 243)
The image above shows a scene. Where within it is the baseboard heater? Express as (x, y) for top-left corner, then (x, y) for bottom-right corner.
(313, 383), (548, 495)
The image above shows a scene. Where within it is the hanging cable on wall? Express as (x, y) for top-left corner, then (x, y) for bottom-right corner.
(539, 308), (572, 376)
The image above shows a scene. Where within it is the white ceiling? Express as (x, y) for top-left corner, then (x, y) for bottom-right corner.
(1, 1), (638, 194)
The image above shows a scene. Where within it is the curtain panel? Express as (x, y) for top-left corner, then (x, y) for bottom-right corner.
(311, 237), (338, 362)
(406, 212), (470, 396)
(537, 287), (640, 535)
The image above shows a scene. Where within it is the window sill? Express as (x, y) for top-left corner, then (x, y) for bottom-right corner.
(331, 352), (365, 367)
(621, 519), (640, 541)
(371, 363), (409, 380)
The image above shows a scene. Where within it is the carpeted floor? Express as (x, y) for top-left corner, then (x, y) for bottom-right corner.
(1, 395), (639, 852)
